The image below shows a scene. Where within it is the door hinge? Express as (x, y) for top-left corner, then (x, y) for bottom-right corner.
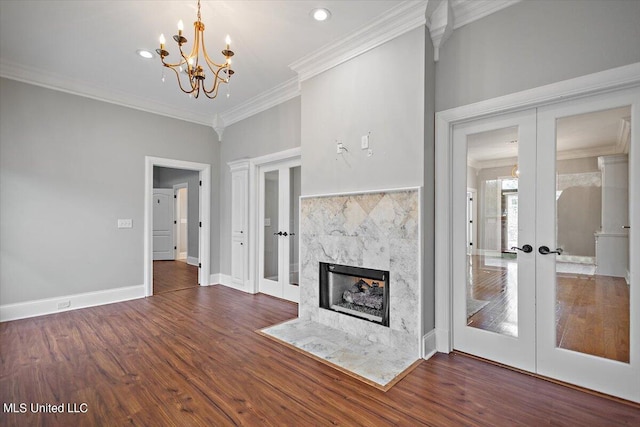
(198, 263), (202, 268)
(469, 243), (473, 246)
(469, 197), (473, 201)
(174, 220), (177, 224)
(199, 221), (202, 227)
(174, 195), (177, 199)
(199, 180), (202, 186)
(174, 246), (177, 250)
(469, 220), (473, 223)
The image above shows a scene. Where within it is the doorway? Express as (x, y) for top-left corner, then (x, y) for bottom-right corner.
(144, 157), (211, 296)
(448, 87), (638, 402)
(151, 169), (200, 295)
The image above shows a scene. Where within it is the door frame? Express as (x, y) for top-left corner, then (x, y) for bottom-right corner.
(434, 62), (640, 353)
(173, 183), (188, 261)
(144, 156), (211, 296)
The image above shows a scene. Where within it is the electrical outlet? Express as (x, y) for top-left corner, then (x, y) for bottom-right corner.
(57, 300), (71, 310)
(117, 219), (133, 229)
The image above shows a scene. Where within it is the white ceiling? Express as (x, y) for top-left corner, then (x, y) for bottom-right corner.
(0, 1), (409, 127)
(0, 0), (521, 132)
(467, 106), (631, 168)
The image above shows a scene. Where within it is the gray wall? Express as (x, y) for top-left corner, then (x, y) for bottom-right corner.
(436, 0), (640, 111)
(218, 97), (301, 276)
(301, 28), (426, 196)
(301, 27), (434, 331)
(153, 166), (201, 260)
(0, 78), (220, 305)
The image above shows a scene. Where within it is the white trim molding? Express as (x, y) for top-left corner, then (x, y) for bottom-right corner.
(422, 329), (437, 360)
(0, 60), (213, 127)
(209, 273), (223, 286)
(290, 1), (428, 83)
(434, 62), (640, 354)
(0, 285), (145, 322)
(220, 78), (300, 129)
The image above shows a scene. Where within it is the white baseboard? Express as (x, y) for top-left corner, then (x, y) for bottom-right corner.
(207, 273), (221, 285)
(215, 274), (248, 292)
(0, 284), (145, 322)
(187, 256), (199, 266)
(422, 329), (437, 360)
(626, 269), (631, 286)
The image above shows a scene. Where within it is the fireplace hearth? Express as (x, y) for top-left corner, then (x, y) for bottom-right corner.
(319, 262), (390, 327)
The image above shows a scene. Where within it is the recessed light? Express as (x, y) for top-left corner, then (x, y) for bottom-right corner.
(310, 8), (331, 22)
(136, 49), (154, 59)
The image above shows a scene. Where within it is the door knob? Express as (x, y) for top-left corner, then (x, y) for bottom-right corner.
(538, 245), (563, 255)
(511, 244), (533, 253)
(282, 231), (288, 236)
(274, 231), (283, 236)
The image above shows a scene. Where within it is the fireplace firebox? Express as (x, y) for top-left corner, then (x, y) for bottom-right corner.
(319, 262), (389, 327)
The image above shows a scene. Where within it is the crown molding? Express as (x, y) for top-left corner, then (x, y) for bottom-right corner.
(219, 77), (300, 128)
(0, 60), (214, 127)
(452, 0), (522, 30)
(616, 117), (631, 154)
(0, 0), (523, 132)
(427, 0), (522, 61)
(290, 1), (428, 83)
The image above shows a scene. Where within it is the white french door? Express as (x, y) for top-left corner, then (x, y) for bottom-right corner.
(258, 160), (301, 303)
(535, 89), (639, 401)
(453, 87), (639, 402)
(453, 109), (538, 372)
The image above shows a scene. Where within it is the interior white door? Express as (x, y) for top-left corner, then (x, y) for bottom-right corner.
(258, 162), (301, 302)
(452, 109), (537, 372)
(153, 188), (174, 261)
(536, 87), (639, 402)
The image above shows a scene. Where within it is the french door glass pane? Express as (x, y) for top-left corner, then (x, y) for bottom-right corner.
(289, 166), (301, 287)
(554, 107), (631, 363)
(466, 126), (519, 337)
(263, 170), (279, 282)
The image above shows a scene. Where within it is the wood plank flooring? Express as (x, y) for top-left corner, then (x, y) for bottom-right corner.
(153, 260), (198, 294)
(1, 285), (638, 426)
(467, 255), (630, 362)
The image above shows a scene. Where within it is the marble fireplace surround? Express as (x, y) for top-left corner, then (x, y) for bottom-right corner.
(299, 187), (422, 357)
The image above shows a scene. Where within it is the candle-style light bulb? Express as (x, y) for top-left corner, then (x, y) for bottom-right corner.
(177, 20), (184, 35)
(159, 33), (166, 49)
(225, 35), (231, 50)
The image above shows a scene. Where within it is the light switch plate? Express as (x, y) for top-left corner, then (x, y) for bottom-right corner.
(361, 135), (369, 149)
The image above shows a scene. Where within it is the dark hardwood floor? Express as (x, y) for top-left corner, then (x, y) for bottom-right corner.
(1, 286), (638, 426)
(153, 260), (198, 294)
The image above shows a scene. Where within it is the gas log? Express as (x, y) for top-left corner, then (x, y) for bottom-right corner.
(342, 279), (384, 310)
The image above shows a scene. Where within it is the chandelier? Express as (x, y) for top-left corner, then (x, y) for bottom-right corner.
(156, 0), (234, 99)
